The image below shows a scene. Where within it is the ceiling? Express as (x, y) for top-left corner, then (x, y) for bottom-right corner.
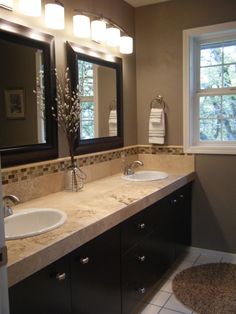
(124, 0), (171, 7)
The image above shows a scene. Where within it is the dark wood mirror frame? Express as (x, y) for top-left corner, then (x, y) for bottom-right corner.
(66, 41), (123, 155)
(0, 19), (58, 168)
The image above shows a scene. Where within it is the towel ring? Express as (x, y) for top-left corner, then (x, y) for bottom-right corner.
(150, 94), (166, 110)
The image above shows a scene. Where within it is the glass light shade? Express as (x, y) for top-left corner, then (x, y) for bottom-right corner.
(106, 27), (120, 47)
(73, 15), (90, 38)
(120, 36), (133, 54)
(91, 20), (106, 43)
(0, 0), (13, 9)
(45, 3), (64, 30)
(19, 0), (41, 16)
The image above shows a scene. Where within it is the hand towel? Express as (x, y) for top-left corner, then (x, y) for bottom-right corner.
(149, 108), (165, 144)
(109, 110), (117, 136)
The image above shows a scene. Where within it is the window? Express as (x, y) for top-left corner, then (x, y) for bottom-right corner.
(183, 21), (236, 154)
(78, 60), (98, 140)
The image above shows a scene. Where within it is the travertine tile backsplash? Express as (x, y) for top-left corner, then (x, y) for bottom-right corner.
(2, 145), (193, 203)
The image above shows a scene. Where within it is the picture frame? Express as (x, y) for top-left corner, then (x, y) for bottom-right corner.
(5, 89), (25, 119)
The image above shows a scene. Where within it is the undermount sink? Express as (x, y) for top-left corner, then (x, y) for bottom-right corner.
(122, 170), (168, 182)
(4, 208), (67, 240)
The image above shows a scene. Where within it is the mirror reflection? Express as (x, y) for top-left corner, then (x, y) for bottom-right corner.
(78, 59), (117, 140)
(0, 39), (46, 148)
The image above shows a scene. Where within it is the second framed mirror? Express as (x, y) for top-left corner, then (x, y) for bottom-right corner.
(66, 42), (123, 154)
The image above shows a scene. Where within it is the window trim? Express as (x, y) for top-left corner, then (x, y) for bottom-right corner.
(183, 21), (236, 155)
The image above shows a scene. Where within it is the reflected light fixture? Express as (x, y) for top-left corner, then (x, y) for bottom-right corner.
(0, 0), (13, 10)
(19, 0), (41, 17)
(106, 27), (120, 47)
(73, 14), (90, 39)
(120, 36), (133, 54)
(91, 19), (107, 43)
(45, 1), (64, 30)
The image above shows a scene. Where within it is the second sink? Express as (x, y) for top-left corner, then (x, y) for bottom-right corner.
(5, 208), (67, 240)
(122, 170), (168, 182)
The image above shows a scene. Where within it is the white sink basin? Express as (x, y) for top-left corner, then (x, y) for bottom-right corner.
(122, 170), (168, 182)
(5, 208), (67, 240)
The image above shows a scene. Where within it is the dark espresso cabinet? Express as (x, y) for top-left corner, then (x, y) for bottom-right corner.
(121, 184), (192, 314)
(9, 256), (71, 314)
(9, 183), (192, 314)
(70, 225), (121, 314)
(168, 184), (192, 259)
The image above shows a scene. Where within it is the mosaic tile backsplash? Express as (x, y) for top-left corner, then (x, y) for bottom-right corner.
(2, 145), (185, 186)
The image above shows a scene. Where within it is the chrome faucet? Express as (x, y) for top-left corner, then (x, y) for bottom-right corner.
(2, 194), (20, 217)
(123, 160), (144, 175)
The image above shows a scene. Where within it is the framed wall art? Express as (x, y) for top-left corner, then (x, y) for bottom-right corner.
(5, 89), (25, 119)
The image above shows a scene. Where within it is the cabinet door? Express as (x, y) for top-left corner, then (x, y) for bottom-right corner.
(9, 256), (71, 314)
(70, 226), (121, 314)
(170, 184), (192, 259)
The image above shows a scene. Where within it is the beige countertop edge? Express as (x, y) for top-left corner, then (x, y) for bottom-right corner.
(7, 172), (195, 287)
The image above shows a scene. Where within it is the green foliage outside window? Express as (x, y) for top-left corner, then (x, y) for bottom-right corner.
(199, 42), (236, 142)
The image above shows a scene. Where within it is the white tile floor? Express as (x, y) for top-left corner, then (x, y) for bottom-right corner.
(139, 247), (236, 314)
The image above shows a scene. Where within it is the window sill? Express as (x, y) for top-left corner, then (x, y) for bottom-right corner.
(184, 145), (236, 155)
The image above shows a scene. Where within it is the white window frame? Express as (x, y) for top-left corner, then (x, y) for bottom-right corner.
(183, 21), (236, 154)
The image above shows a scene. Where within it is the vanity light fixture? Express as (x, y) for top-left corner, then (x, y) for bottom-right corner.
(19, 0), (41, 16)
(73, 14), (90, 39)
(91, 19), (107, 43)
(73, 10), (134, 54)
(45, 1), (64, 30)
(120, 35), (133, 54)
(0, 0), (13, 10)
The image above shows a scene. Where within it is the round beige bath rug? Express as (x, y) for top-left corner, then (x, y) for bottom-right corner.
(172, 263), (236, 314)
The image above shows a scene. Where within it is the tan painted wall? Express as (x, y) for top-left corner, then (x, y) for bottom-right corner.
(0, 0), (137, 156)
(136, 0), (236, 253)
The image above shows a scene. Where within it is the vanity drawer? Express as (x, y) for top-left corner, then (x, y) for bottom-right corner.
(121, 201), (163, 253)
(121, 233), (164, 314)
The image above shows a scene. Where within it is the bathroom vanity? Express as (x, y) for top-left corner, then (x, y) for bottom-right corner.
(6, 171), (193, 314)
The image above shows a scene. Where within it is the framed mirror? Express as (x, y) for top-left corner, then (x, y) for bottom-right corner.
(67, 42), (123, 154)
(0, 19), (57, 167)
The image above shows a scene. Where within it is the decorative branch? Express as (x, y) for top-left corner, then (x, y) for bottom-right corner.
(52, 67), (81, 166)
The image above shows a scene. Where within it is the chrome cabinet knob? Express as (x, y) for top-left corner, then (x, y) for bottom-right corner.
(138, 255), (146, 262)
(80, 257), (89, 264)
(138, 287), (146, 294)
(56, 272), (66, 281)
(172, 199), (177, 205)
(179, 194), (184, 199)
(137, 223), (146, 230)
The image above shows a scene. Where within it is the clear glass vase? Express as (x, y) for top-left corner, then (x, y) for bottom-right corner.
(65, 164), (86, 192)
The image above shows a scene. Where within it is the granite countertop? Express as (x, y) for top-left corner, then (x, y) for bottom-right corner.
(6, 171), (195, 287)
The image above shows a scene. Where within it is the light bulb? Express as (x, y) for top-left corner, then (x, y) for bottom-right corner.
(19, 0), (41, 16)
(120, 36), (133, 54)
(91, 19), (107, 43)
(106, 27), (120, 47)
(73, 15), (90, 39)
(45, 3), (64, 30)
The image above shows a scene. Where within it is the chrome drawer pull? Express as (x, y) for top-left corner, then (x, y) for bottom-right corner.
(138, 287), (146, 294)
(138, 223), (146, 230)
(80, 257), (90, 264)
(138, 255), (146, 262)
(56, 272), (66, 281)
